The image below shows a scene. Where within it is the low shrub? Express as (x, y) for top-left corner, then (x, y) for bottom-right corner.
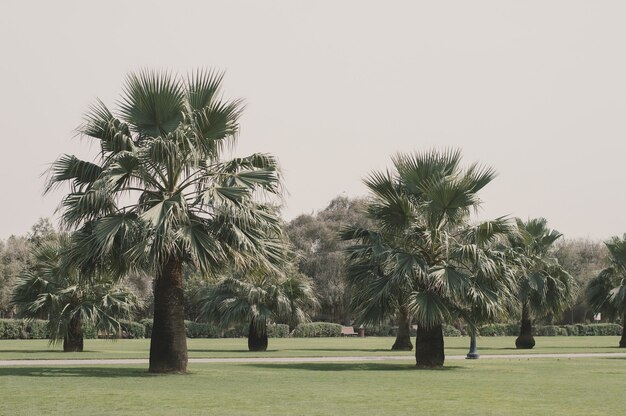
(443, 324), (462, 337)
(292, 322), (343, 337)
(185, 321), (221, 338)
(478, 323), (519, 336)
(119, 320), (146, 339)
(222, 327), (246, 338)
(534, 325), (568, 336)
(0, 319), (49, 339)
(267, 323), (290, 338)
(586, 323), (622, 336)
(140, 319), (153, 338)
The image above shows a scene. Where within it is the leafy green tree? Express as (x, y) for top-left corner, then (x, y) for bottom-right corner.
(343, 149), (513, 367)
(285, 196), (371, 324)
(0, 235), (32, 317)
(27, 218), (58, 247)
(554, 238), (608, 323)
(46, 69), (283, 372)
(509, 218), (575, 349)
(585, 234), (626, 347)
(11, 235), (137, 351)
(196, 266), (318, 351)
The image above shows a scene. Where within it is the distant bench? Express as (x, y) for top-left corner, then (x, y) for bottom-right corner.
(341, 326), (357, 336)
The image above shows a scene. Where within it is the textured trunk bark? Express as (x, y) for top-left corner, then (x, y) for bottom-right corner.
(248, 319), (268, 351)
(515, 303), (535, 349)
(149, 256), (188, 373)
(619, 312), (626, 348)
(391, 307), (413, 351)
(63, 315), (84, 352)
(415, 324), (444, 367)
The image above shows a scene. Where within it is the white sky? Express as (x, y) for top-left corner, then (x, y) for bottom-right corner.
(1, 0), (625, 240)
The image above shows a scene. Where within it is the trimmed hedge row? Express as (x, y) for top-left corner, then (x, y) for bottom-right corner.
(363, 324), (462, 337)
(2, 319), (621, 339)
(292, 322), (343, 337)
(478, 323), (623, 337)
(142, 319), (290, 339)
(0, 319), (49, 339)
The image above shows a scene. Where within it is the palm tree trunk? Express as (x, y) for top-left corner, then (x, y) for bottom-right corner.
(515, 302), (535, 349)
(149, 256), (188, 373)
(466, 332), (479, 359)
(63, 315), (84, 352)
(415, 324), (444, 367)
(619, 311), (626, 348)
(248, 319), (268, 351)
(391, 306), (413, 351)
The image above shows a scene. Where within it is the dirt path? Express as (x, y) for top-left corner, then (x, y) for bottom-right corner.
(1, 352), (626, 366)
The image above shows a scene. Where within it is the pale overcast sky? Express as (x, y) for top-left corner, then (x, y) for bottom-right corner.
(1, 0), (625, 240)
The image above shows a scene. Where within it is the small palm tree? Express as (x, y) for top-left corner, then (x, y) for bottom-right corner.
(586, 234), (626, 347)
(453, 219), (518, 357)
(343, 149), (514, 367)
(11, 235), (137, 352)
(509, 218), (575, 349)
(46, 69), (283, 372)
(196, 267), (318, 351)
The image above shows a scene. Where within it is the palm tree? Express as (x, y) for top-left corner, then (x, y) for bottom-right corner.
(585, 234), (626, 347)
(343, 149), (512, 367)
(509, 218), (575, 349)
(453, 219), (517, 358)
(11, 235), (137, 352)
(46, 69), (283, 372)
(196, 267), (318, 351)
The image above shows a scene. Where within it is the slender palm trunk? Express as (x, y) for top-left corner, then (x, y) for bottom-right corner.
(391, 306), (413, 351)
(415, 324), (444, 367)
(515, 302), (535, 349)
(619, 312), (626, 348)
(466, 333), (479, 359)
(63, 315), (84, 352)
(149, 256), (188, 373)
(248, 319), (268, 351)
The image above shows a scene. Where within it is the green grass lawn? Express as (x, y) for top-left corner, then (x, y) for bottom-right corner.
(0, 336), (623, 360)
(0, 358), (624, 415)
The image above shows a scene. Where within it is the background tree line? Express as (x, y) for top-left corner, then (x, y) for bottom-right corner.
(0, 210), (615, 327)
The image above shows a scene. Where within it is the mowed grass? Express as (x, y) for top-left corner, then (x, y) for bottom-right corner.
(0, 335), (623, 360)
(0, 358), (625, 415)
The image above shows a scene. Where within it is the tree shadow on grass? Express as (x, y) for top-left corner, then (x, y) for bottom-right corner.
(188, 348), (403, 354)
(0, 367), (159, 378)
(0, 350), (99, 354)
(243, 362), (465, 372)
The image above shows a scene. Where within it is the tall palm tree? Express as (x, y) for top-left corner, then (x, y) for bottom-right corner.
(509, 218), (575, 349)
(11, 235), (137, 352)
(585, 234), (626, 347)
(46, 70), (283, 372)
(343, 149), (512, 367)
(196, 267), (318, 351)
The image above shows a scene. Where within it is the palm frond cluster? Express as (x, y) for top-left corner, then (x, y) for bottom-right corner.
(195, 265), (318, 351)
(11, 235), (137, 351)
(342, 149), (576, 365)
